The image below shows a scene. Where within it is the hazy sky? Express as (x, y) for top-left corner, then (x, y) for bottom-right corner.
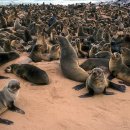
(0, 0), (111, 5)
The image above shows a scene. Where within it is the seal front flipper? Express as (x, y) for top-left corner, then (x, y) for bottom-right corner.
(109, 81), (126, 92)
(0, 118), (14, 125)
(8, 102), (25, 114)
(103, 88), (114, 95)
(107, 73), (116, 80)
(73, 83), (85, 90)
(79, 88), (94, 98)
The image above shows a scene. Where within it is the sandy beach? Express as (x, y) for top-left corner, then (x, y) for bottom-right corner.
(0, 1), (130, 129)
(0, 55), (130, 130)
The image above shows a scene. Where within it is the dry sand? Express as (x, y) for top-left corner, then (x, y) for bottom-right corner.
(0, 54), (130, 130)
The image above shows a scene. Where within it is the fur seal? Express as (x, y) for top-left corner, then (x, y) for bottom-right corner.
(58, 36), (88, 82)
(73, 68), (126, 98)
(5, 64), (49, 85)
(0, 79), (25, 125)
(14, 18), (26, 31)
(75, 38), (88, 58)
(45, 21), (59, 34)
(100, 43), (111, 52)
(121, 47), (130, 67)
(24, 29), (32, 42)
(109, 52), (130, 83)
(96, 28), (104, 42)
(95, 51), (111, 59)
(71, 41), (80, 57)
(80, 58), (109, 71)
(29, 44), (48, 62)
(0, 52), (20, 65)
(3, 39), (12, 52)
(89, 44), (98, 58)
(0, 13), (7, 28)
(11, 40), (25, 52)
(49, 44), (60, 61)
(36, 44), (60, 61)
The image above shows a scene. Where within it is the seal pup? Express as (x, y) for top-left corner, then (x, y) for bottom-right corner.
(29, 44), (48, 62)
(0, 79), (25, 125)
(5, 64), (49, 85)
(0, 52), (20, 65)
(89, 44), (98, 58)
(73, 68), (126, 98)
(80, 68), (114, 97)
(109, 52), (130, 83)
(58, 36), (88, 82)
(38, 44), (60, 61)
(49, 44), (60, 61)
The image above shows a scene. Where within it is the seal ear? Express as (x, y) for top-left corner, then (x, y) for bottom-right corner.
(5, 66), (12, 73)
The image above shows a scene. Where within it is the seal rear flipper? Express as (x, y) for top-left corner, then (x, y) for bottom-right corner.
(0, 118), (14, 125)
(73, 83), (85, 90)
(109, 81), (126, 92)
(0, 76), (9, 79)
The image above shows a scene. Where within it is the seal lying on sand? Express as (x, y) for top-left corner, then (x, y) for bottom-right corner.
(58, 36), (88, 82)
(5, 64), (49, 85)
(0, 79), (25, 125)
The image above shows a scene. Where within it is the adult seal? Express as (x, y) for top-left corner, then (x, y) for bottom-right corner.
(58, 36), (88, 82)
